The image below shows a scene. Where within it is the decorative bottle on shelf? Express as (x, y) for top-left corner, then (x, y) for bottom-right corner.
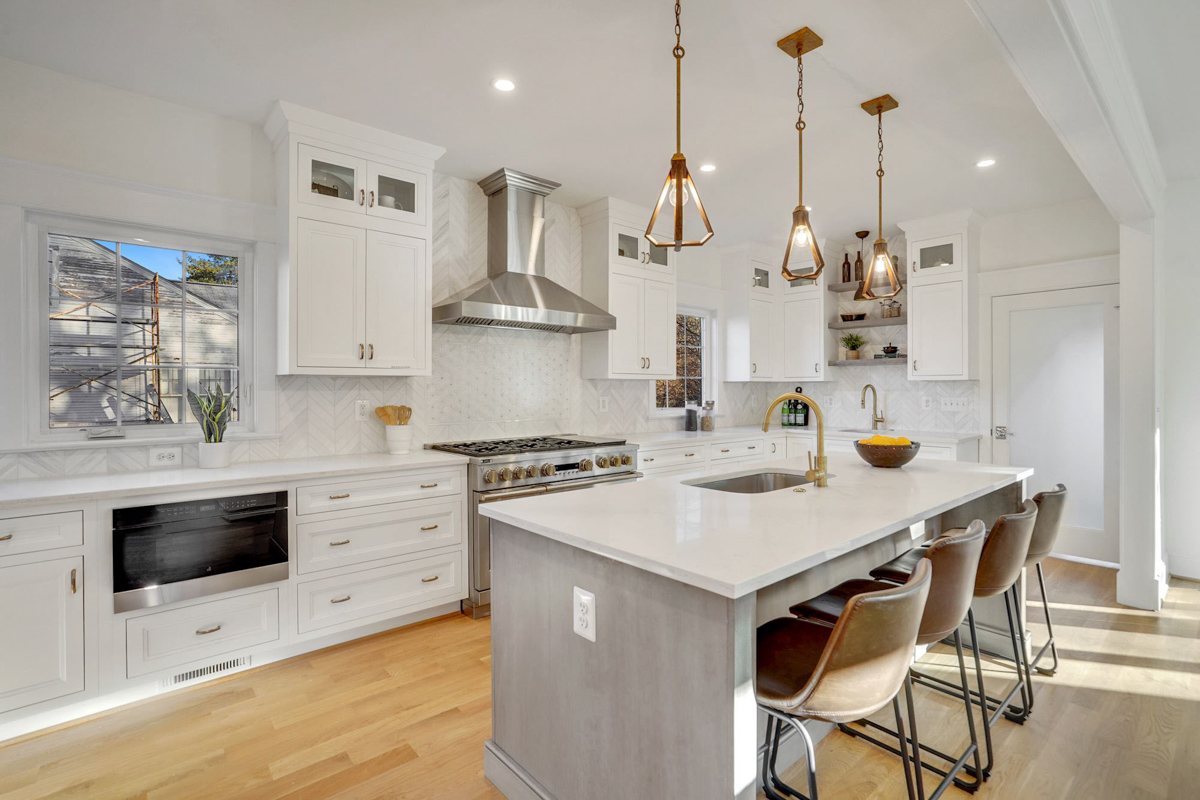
(841, 253), (852, 283)
(700, 400), (715, 431)
(853, 251), (864, 282)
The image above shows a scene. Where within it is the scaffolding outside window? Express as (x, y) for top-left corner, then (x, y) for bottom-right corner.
(47, 232), (241, 431)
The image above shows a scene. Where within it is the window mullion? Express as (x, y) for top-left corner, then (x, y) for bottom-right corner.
(113, 241), (123, 430)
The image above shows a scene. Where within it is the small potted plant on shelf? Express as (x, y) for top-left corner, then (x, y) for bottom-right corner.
(187, 384), (236, 468)
(840, 332), (867, 361)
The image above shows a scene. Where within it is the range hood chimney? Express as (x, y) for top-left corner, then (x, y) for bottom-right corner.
(432, 168), (616, 334)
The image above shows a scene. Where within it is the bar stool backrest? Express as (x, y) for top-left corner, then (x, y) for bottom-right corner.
(917, 520), (986, 645)
(791, 560), (932, 724)
(974, 499), (1039, 598)
(1025, 484), (1068, 567)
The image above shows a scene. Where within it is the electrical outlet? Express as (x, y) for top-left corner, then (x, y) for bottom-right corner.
(150, 446), (182, 467)
(354, 399), (369, 422)
(920, 396), (934, 411)
(573, 586), (596, 642)
(598, 397), (610, 413)
(940, 397), (969, 412)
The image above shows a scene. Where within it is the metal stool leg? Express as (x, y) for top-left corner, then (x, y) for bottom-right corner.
(903, 673), (926, 800)
(760, 707), (818, 800)
(1001, 587), (1031, 723)
(892, 693), (920, 800)
(1032, 562), (1059, 676)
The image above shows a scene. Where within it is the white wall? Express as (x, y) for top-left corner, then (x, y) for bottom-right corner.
(1160, 178), (1200, 579)
(979, 196), (1118, 271)
(0, 57), (274, 206)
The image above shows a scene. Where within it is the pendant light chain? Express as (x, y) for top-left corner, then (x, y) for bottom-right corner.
(796, 52), (805, 206)
(876, 108), (885, 236)
(674, 1), (684, 154)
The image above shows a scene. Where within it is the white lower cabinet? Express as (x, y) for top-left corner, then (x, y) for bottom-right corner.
(125, 589), (280, 679)
(766, 437), (788, 460)
(709, 438), (766, 464)
(296, 551), (463, 634)
(787, 434), (818, 461)
(0, 557), (84, 714)
(296, 500), (461, 574)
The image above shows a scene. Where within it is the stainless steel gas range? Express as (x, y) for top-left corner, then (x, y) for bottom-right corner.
(428, 435), (640, 618)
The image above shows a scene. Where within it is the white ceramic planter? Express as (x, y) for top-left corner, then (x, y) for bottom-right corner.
(198, 441), (233, 469)
(385, 425), (413, 454)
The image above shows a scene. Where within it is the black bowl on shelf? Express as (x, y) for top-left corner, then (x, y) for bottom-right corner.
(840, 313), (867, 322)
(854, 440), (921, 468)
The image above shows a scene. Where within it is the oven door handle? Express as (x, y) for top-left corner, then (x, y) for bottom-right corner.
(221, 509), (281, 522)
(479, 486), (550, 503)
(545, 473), (644, 493)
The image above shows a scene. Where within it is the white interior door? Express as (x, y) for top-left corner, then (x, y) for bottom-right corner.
(296, 218), (366, 369)
(992, 285), (1119, 562)
(365, 230), (427, 371)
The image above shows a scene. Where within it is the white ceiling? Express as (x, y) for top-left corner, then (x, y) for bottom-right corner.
(0, 0), (1100, 246)
(1108, 0), (1200, 183)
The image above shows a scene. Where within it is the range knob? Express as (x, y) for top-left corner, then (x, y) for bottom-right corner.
(482, 469), (498, 484)
(524, 465), (538, 479)
(498, 467), (513, 481)
(540, 463), (556, 477)
(620, 454), (632, 466)
(579, 458), (594, 471)
(596, 456), (609, 468)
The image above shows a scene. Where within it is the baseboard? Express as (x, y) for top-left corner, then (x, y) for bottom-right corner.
(484, 740), (558, 800)
(1049, 552), (1119, 570)
(1166, 552), (1200, 582)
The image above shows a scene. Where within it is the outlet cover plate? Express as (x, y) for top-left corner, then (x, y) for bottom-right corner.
(573, 586), (596, 642)
(354, 399), (369, 422)
(150, 446), (183, 467)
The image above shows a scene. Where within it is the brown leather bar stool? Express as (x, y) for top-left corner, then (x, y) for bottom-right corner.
(874, 499), (1039, 782)
(789, 521), (987, 800)
(757, 560), (932, 800)
(1024, 485), (1068, 684)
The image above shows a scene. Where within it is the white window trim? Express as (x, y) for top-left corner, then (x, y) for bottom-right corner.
(23, 213), (260, 449)
(650, 304), (717, 418)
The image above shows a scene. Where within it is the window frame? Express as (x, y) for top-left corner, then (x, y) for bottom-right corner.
(650, 304), (716, 417)
(28, 214), (257, 447)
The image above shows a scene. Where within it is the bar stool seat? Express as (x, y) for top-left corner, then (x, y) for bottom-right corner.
(870, 544), (932, 584)
(789, 578), (893, 626)
(756, 618), (834, 707)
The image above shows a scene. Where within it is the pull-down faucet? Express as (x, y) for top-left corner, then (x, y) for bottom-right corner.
(861, 384), (886, 431)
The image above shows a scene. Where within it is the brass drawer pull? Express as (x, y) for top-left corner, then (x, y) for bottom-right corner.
(0, 533), (12, 542)
(720, 449), (731, 453)
(684, 453), (696, 457)
(329, 493), (350, 500)
(331, 595), (351, 604)
(748, 446), (757, 450)
(420, 524), (439, 531)
(644, 457), (655, 462)
(329, 539), (350, 547)
(420, 483), (438, 489)
(195, 625), (222, 636)
(70, 568), (77, 594)
(421, 576), (439, 583)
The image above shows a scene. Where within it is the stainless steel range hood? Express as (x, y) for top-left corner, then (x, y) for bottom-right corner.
(432, 168), (616, 334)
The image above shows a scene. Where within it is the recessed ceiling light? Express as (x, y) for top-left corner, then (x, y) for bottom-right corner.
(699, 164), (716, 172)
(976, 158), (996, 168)
(492, 78), (515, 92)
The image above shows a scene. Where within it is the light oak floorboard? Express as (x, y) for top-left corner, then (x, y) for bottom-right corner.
(0, 560), (1196, 799)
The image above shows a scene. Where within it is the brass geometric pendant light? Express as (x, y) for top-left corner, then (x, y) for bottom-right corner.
(855, 94), (903, 300)
(646, 0), (714, 252)
(777, 27), (825, 282)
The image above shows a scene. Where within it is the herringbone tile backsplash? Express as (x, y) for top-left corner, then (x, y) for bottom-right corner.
(0, 174), (978, 479)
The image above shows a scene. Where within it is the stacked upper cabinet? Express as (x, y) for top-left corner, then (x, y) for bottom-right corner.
(722, 243), (836, 382)
(265, 102), (444, 376)
(579, 198), (678, 379)
(898, 211), (982, 381)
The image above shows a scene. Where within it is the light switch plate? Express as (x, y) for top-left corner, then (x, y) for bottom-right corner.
(940, 397), (969, 412)
(598, 398), (610, 413)
(573, 586), (596, 642)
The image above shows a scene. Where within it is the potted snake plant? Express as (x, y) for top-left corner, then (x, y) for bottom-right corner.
(187, 384), (236, 468)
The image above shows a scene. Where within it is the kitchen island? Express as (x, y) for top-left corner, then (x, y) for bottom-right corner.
(480, 452), (1032, 800)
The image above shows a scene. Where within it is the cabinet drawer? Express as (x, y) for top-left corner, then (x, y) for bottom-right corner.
(0, 511), (83, 558)
(125, 589), (279, 679)
(638, 444), (707, 471)
(915, 444), (955, 461)
(297, 552), (462, 634)
(296, 470), (462, 515)
(296, 500), (462, 574)
(710, 438), (766, 461)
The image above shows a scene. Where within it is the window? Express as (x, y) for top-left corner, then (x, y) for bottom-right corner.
(43, 225), (248, 436)
(654, 308), (712, 411)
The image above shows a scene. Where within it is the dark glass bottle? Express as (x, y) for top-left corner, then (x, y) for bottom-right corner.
(853, 251), (864, 282)
(841, 253), (851, 283)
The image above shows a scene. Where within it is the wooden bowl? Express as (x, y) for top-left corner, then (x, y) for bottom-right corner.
(854, 441), (921, 468)
(840, 313), (867, 322)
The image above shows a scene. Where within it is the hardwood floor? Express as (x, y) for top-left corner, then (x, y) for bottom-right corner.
(1, 558), (1196, 799)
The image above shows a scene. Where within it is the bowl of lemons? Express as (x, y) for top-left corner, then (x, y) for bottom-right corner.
(854, 434), (921, 468)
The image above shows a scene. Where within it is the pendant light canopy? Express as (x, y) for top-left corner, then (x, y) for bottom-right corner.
(855, 94), (903, 301)
(646, 1), (713, 252)
(777, 27), (825, 282)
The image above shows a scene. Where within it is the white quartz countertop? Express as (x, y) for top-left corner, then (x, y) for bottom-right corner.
(0, 450), (469, 507)
(618, 425), (981, 447)
(482, 454), (1031, 599)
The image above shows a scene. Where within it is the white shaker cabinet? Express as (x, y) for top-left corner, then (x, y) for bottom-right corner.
(748, 297), (776, 379)
(365, 230), (428, 371)
(782, 295), (825, 381)
(909, 280), (965, 379)
(0, 557), (84, 714)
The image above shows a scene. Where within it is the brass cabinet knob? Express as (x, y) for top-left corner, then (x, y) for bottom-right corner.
(540, 463), (556, 476)
(596, 456), (609, 468)
(580, 459), (594, 471)
(482, 470), (497, 484)
(498, 467), (513, 481)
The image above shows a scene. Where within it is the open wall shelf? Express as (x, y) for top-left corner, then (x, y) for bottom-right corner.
(828, 357), (908, 367)
(828, 315), (906, 330)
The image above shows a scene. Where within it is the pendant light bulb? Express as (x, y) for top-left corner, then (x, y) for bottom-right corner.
(792, 223), (811, 247)
(854, 95), (903, 300)
(778, 28), (825, 283)
(645, 1), (714, 252)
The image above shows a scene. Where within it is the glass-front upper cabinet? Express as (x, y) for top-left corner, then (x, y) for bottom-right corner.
(612, 222), (674, 276)
(298, 143), (367, 213)
(909, 233), (962, 277)
(366, 162), (427, 226)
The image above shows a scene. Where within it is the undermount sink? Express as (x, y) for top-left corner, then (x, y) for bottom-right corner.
(839, 427), (896, 435)
(690, 471), (813, 494)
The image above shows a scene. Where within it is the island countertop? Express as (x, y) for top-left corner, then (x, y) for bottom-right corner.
(481, 453), (1032, 599)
